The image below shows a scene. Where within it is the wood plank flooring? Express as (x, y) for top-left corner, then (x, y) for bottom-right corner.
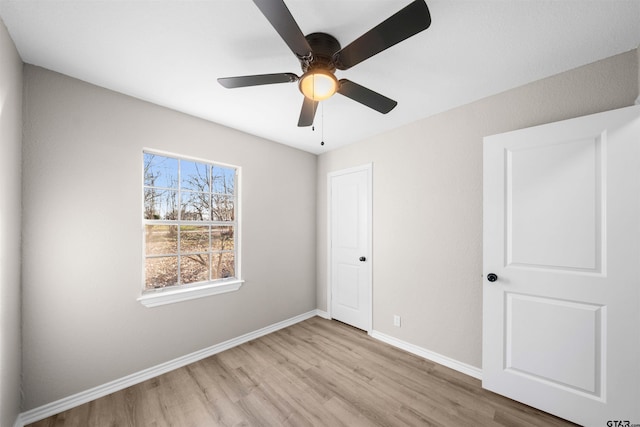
(28, 317), (577, 426)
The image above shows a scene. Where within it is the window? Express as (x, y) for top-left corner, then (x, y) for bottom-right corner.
(139, 151), (242, 307)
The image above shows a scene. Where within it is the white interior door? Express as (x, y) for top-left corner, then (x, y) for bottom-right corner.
(483, 105), (640, 426)
(329, 165), (372, 331)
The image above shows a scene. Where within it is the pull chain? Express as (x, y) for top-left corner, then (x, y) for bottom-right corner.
(320, 102), (325, 146)
(311, 101), (326, 146)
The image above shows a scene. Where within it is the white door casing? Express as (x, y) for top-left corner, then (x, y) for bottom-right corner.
(483, 105), (640, 426)
(329, 164), (372, 332)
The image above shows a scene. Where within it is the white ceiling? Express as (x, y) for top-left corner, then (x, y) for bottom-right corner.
(1, 1), (639, 154)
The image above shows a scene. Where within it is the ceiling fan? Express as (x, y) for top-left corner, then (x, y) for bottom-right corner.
(218, 0), (432, 127)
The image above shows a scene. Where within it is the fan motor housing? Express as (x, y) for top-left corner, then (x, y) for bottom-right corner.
(302, 32), (341, 73)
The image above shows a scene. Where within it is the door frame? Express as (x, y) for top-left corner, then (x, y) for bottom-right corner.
(327, 163), (373, 333)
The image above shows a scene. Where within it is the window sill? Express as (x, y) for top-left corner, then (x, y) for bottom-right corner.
(137, 279), (244, 308)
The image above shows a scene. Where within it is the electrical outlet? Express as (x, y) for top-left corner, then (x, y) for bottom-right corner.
(393, 315), (401, 327)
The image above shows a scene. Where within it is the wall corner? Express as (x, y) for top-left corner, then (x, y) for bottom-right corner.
(635, 46), (640, 105)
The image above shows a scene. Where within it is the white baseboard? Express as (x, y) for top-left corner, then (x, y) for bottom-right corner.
(15, 311), (481, 427)
(315, 309), (330, 319)
(13, 414), (24, 427)
(16, 309), (322, 427)
(369, 330), (483, 380)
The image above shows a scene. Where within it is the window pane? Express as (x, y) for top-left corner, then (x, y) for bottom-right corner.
(212, 226), (234, 251)
(181, 160), (210, 192)
(211, 252), (235, 279)
(180, 226), (209, 253)
(212, 166), (235, 195)
(181, 254), (210, 284)
(181, 191), (210, 221)
(145, 189), (178, 220)
(143, 151), (238, 291)
(145, 256), (178, 289)
(211, 195), (234, 221)
(144, 154), (178, 189)
(145, 225), (178, 255)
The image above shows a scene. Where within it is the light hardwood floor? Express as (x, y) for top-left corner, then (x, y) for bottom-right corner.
(28, 317), (577, 426)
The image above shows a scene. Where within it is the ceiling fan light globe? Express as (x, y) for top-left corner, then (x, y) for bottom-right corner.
(299, 70), (338, 101)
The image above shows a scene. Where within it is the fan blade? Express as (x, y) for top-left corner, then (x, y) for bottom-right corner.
(253, 0), (313, 59)
(298, 97), (318, 127)
(218, 73), (298, 88)
(337, 79), (397, 114)
(333, 0), (431, 70)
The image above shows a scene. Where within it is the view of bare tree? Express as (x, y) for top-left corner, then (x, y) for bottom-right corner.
(143, 153), (237, 289)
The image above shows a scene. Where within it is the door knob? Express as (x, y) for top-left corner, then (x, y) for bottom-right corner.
(487, 273), (498, 282)
(359, 256), (366, 262)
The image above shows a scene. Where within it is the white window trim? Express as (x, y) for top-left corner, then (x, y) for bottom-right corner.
(139, 149), (243, 307)
(137, 278), (245, 307)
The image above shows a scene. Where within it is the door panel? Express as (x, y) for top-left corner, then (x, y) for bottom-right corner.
(506, 136), (602, 271)
(505, 293), (603, 397)
(330, 165), (371, 331)
(483, 105), (640, 426)
(336, 264), (360, 309)
(335, 182), (360, 249)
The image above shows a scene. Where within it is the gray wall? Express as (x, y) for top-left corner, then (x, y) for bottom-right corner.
(21, 66), (317, 410)
(0, 17), (22, 427)
(317, 48), (640, 369)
